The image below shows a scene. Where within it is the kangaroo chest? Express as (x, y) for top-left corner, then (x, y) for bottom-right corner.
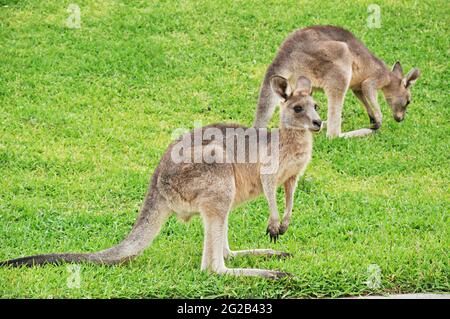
(276, 132), (312, 185)
(277, 149), (311, 185)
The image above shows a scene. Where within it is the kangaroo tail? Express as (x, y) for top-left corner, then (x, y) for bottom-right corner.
(0, 175), (170, 267)
(253, 65), (279, 128)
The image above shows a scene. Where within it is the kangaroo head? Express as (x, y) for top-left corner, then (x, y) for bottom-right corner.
(382, 61), (421, 122)
(270, 75), (322, 132)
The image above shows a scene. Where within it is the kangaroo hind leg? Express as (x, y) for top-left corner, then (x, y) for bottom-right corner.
(201, 204), (291, 279)
(223, 218), (292, 259)
(324, 69), (351, 138)
(254, 69), (280, 128)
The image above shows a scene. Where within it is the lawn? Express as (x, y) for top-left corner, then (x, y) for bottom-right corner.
(0, 0), (448, 298)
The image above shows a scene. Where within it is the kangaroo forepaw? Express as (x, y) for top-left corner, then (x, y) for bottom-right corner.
(369, 118), (382, 130)
(278, 221), (289, 235)
(266, 224), (280, 243)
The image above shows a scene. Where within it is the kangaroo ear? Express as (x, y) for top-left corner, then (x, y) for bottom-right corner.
(392, 61), (404, 78)
(403, 68), (420, 88)
(270, 75), (291, 101)
(293, 76), (312, 96)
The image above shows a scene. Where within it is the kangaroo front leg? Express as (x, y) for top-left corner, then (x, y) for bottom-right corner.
(261, 174), (280, 243)
(278, 175), (298, 235)
(353, 89), (376, 124)
(337, 88), (379, 138)
(361, 80), (382, 130)
(340, 84), (382, 138)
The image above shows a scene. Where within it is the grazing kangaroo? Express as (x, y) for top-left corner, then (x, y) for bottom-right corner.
(254, 25), (421, 138)
(1, 76), (321, 279)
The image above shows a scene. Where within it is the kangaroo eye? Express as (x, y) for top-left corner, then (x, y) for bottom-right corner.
(293, 106), (303, 113)
(314, 104), (319, 110)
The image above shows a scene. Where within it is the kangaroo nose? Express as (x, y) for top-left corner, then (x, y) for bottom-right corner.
(312, 119), (322, 128)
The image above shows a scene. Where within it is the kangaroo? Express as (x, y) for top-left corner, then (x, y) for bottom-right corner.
(254, 25), (421, 138)
(0, 76), (321, 279)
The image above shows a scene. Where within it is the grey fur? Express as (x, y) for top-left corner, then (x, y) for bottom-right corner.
(254, 25), (421, 138)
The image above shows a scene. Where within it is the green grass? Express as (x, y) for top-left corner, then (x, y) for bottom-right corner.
(0, 0), (449, 298)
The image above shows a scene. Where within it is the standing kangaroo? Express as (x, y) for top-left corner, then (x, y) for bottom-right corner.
(1, 76), (321, 279)
(254, 25), (421, 138)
